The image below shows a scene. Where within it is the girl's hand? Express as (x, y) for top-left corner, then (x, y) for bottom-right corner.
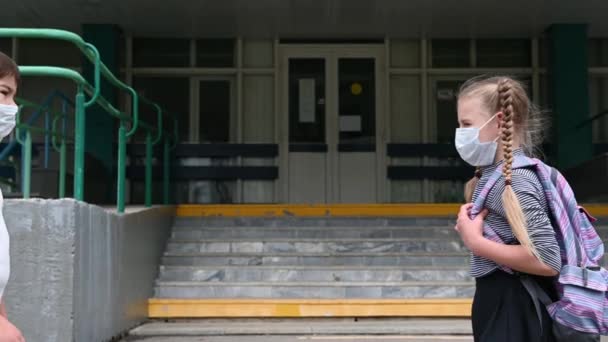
(0, 316), (24, 342)
(454, 203), (489, 253)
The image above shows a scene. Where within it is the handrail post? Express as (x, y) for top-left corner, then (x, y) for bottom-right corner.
(22, 130), (31, 199)
(163, 136), (170, 205)
(44, 109), (50, 168)
(59, 137), (66, 198)
(74, 86), (86, 201)
(145, 132), (153, 207)
(59, 100), (68, 198)
(15, 107), (31, 199)
(117, 122), (127, 213)
(51, 114), (67, 198)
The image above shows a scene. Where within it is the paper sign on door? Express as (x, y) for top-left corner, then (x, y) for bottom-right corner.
(340, 115), (362, 132)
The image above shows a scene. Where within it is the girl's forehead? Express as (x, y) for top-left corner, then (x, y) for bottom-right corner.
(0, 76), (17, 89)
(458, 97), (487, 117)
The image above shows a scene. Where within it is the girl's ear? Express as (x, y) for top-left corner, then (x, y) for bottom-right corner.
(496, 111), (503, 129)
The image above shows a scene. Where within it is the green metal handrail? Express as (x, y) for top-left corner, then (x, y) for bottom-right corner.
(15, 104), (74, 199)
(15, 97), (75, 199)
(0, 28), (178, 212)
(51, 113), (71, 198)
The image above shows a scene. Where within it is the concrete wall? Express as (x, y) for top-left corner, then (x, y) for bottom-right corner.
(2, 199), (175, 342)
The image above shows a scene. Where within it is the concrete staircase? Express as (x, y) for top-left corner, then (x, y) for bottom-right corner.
(135, 211), (608, 340)
(154, 217), (475, 300)
(152, 215), (608, 313)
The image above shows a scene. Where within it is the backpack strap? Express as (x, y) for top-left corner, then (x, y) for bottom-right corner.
(549, 166), (584, 266)
(470, 167), (505, 245)
(520, 275), (553, 335)
(470, 156), (538, 274)
(550, 166), (559, 185)
(470, 155), (537, 237)
(534, 160), (590, 268)
(471, 167), (502, 217)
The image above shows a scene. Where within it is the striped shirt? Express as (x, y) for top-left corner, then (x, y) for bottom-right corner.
(470, 149), (562, 278)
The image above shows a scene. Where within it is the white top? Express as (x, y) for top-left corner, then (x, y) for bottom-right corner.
(0, 190), (10, 299)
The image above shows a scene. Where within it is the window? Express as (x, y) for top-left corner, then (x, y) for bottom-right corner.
(199, 80), (232, 142)
(132, 77), (190, 142)
(18, 39), (80, 67)
(243, 40), (273, 68)
(539, 38), (548, 68)
(339, 58), (376, 145)
(476, 39), (531, 67)
(390, 40), (420, 68)
(390, 75), (421, 142)
(133, 38), (190, 67)
(289, 58), (326, 144)
(431, 39), (470, 68)
(435, 80), (465, 143)
(588, 75), (608, 143)
(589, 39), (608, 67)
(0, 39), (12, 58)
(196, 39), (235, 68)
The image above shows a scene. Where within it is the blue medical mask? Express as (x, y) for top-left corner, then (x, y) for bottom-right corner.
(455, 113), (499, 167)
(0, 104), (17, 139)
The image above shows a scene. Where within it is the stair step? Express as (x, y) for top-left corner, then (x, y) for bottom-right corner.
(172, 227), (459, 239)
(169, 237), (462, 242)
(129, 318), (474, 336)
(172, 226), (608, 240)
(154, 281), (475, 298)
(172, 217), (457, 228)
(123, 336), (474, 342)
(165, 239), (467, 254)
(162, 252), (469, 267)
(158, 266), (471, 282)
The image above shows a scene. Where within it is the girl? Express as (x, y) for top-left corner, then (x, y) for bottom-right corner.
(0, 51), (25, 342)
(454, 76), (561, 342)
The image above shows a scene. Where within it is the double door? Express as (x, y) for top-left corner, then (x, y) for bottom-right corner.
(280, 46), (386, 203)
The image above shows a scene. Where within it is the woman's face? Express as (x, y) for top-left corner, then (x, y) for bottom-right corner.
(457, 96), (500, 143)
(0, 75), (17, 107)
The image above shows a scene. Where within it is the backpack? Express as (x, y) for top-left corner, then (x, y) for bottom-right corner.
(471, 155), (606, 340)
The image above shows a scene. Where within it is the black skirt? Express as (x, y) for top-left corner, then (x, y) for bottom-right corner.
(472, 270), (556, 342)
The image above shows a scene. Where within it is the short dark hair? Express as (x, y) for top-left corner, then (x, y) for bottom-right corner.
(0, 51), (20, 85)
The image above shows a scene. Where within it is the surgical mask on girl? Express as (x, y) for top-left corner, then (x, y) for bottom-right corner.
(455, 113), (499, 167)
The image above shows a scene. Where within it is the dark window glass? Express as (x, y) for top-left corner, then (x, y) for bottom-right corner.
(19, 39), (80, 66)
(289, 58), (326, 143)
(133, 38), (190, 67)
(199, 80), (231, 142)
(0, 39), (12, 57)
(589, 39), (608, 67)
(476, 39), (531, 67)
(132, 77), (190, 142)
(338, 58), (375, 145)
(436, 80), (465, 144)
(196, 39), (235, 67)
(431, 39), (470, 68)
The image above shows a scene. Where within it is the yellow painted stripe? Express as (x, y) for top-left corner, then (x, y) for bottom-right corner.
(584, 204), (608, 218)
(176, 203), (608, 218)
(148, 299), (472, 318)
(176, 204), (463, 217)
